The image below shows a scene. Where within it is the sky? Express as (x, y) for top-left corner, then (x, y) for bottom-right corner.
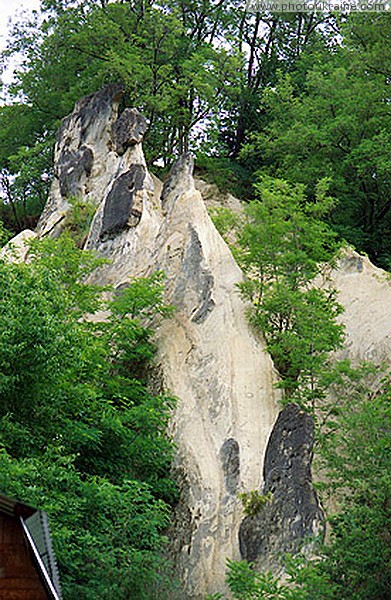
(0, 0), (41, 87)
(0, 0), (41, 50)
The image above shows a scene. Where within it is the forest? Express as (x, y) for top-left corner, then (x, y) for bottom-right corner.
(0, 1), (390, 599)
(1, 3), (390, 269)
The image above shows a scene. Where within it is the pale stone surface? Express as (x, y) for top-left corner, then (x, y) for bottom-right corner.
(84, 152), (281, 598)
(36, 88), (281, 597)
(35, 87), (391, 598)
(1, 229), (37, 263)
(329, 249), (391, 365)
(153, 166), (280, 597)
(36, 84), (146, 238)
(194, 177), (243, 214)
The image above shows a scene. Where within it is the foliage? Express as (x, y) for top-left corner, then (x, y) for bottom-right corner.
(212, 173), (390, 598)
(0, 2), (334, 235)
(313, 367), (391, 600)
(63, 196), (97, 247)
(0, 220), (11, 246)
(241, 14), (391, 268)
(239, 490), (273, 518)
(0, 235), (178, 598)
(1, 6), (389, 268)
(1, 0), (240, 164)
(0, 5), (389, 598)
(195, 153), (254, 200)
(223, 559), (304, 600)
(214, 175), (344, 406)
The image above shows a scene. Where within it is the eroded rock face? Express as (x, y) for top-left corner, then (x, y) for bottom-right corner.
(329, 249), (391, 364)
(36, 84), (150, 239)
(57, 145), (94, 198)
(0, 229), (37, 263)
(220, 439), (240, 495)
(239, 404), (324, 572)
(111, 107), (148, 155)
(171, 224), (215, 324)
(35, 87), (391, 598)
(161, 152), (195, 212)
(100, 165), (146, 238)
(36, 88), (281, 598)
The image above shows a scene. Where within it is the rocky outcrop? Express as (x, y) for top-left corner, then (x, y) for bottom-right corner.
(32, 87), (391, 597)
(239, 404), (324, 572)
(111, 107), (148, 155)
(220, 438), (241, 496)
(152, 159), (282, 597)
(329, 249), (391, 365)
(0, 229), (37, 263)
(36, 84), (149, 239)
(99, 165), (147, 237)
(36, 89), (281, 598)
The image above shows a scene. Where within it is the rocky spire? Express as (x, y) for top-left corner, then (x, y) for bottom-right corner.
(28, 87), (391, 598)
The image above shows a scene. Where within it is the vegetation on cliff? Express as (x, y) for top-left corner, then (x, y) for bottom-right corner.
(0, 5), (390, 267)
(213, 175), (344, 405)
(209, 369), (391, 600)
(0, 235), (177, 598)
(213, 179), (391, 600)
(0, 2), (390, 598)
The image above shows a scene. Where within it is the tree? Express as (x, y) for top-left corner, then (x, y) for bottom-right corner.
(212, 175), (390, 598)
(314, 364), (391, 600)
(224, 10), (337, 158)
(241, 13), (391, 268)
(213, 175), (344, 406)
(1, 0), (239, 165)
(0, 235), (178, 598)
(0, 0), (243, 234)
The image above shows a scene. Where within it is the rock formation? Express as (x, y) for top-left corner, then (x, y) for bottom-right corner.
(329, 250), (391, 364)
(239, 404), (324, 572)
(7, 87), (391, 597)
(35, 86), (281, 598)
(0, 229), (37, 263)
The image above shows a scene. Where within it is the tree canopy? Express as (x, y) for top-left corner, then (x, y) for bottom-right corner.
(1, 6), (390, 266)
(0, 3), (390, 598)
(0, 235), (177, 599)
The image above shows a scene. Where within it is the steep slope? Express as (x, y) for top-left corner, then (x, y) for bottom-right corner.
(18, 87), (391, 597)
(35, 87), (281, 597)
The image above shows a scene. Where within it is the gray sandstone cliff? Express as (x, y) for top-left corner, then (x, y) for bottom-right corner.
(239, 404), (324, 573)
(35, 87), (282, 598)
(8, 88), (391, 597)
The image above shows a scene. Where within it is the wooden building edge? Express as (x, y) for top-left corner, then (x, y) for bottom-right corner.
(0, 494), (62, 600)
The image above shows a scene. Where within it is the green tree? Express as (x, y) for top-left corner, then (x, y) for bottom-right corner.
(1, 0), (239, 181)
(212, 174), (390, 598)
(0, 103), (53, 231)
(214, 175), (344, 406)
(242, 13), (391, 268)
(223, 10), (337, 158)
(0, 235), (178, 598)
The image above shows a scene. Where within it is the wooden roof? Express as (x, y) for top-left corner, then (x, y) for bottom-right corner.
(0, 494), (62, 600)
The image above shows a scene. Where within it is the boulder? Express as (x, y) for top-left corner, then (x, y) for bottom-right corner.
(1, 230), (37, 263)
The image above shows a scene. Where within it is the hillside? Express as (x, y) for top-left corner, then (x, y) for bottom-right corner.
(2, 85), (390, 599)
